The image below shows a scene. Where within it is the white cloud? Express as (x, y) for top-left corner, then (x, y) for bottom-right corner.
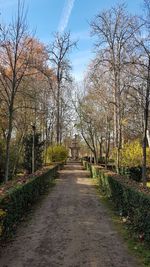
(58, 0), (75, 33)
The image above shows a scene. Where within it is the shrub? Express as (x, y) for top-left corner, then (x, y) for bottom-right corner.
(47, 145), (68, 163)
(118, 166), (143, 182)
(111, 140), (150, 182)
(0, 165), (59, 240)
(98, 157), (105, 164)
(128, 166), (142, 182)
(83, 162), (150, 247)
(120, 140), (150, 168)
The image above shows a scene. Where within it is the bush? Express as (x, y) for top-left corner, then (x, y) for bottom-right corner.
(120, 140), (150, 168)
(111, 140), (150, 182)
(118, 166), (142, 182)
(83, 161), (150, 247)
(98, 157), (105, 164)
(47, 145), (68, 162)
(128, 166), (142, 182)
(0, 165), (59, 240)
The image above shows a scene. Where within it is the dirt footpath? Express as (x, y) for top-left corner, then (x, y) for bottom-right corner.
(0, 162), (139, 267)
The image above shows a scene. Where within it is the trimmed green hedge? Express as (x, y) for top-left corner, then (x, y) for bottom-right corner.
(0, 165), (60, 240)
(83, 161), (150, 247)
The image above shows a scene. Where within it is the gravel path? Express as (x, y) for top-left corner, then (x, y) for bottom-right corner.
(0, 162), (140, 267)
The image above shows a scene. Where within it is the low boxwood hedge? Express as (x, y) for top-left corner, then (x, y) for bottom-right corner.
(118, 166), (142, 182)
(0, 165), (60, 240)
(83, 161), (150, 247)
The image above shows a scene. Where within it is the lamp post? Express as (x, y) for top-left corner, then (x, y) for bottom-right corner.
(32, 124), (36, 173)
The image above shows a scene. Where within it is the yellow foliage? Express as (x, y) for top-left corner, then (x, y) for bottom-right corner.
(0, 209), (6, 237)
(46, 145), (68, 163)
(120, 140), (150, 167)
(0, 209), (6, 218)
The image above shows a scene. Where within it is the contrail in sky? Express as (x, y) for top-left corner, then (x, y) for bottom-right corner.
(58, 0), (75, 33)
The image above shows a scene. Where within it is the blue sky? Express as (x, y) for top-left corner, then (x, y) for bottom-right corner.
(0, 0), (143, 81)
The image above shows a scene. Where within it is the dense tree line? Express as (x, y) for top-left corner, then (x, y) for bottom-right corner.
(0, 1), (75, 182)
(76, 1), (150, 185)
(1, 0), (150, 186)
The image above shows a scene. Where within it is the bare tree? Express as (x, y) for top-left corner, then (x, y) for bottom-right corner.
(0, 1), (34, 181)
(48, 32), (76, 144)
(140, 0), (150, 185)
(129, 0), (150, 185)
(91, 3), (139, 172)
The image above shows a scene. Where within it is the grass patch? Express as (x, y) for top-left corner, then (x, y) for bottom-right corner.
(92, 178), (150, 267)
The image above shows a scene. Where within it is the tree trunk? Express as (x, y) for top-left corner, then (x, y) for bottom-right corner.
(114, 76), (120, 173)
(114, 69), (121, 174)
(142, 55), (150, 186)
(56, 83), (60, 145)
(147, 130), (150, 147)
(93, 150), (98, 164)
(5, 107), (13, 182)
(105, 131), (110, 168)
(32, 126), (35, 173)
(99, 136), (103, 163)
